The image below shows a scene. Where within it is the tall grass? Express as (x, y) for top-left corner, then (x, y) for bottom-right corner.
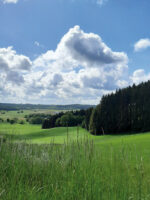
(0, 137), (150, 200)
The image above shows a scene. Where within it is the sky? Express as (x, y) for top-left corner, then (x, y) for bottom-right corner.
(0, 0), (150, 105)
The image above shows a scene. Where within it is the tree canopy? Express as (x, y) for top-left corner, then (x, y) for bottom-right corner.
(89, 81), (150, 135)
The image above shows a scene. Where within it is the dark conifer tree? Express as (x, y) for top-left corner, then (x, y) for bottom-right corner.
(88, 80), (150, 135)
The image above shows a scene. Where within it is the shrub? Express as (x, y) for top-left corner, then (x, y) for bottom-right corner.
(10, 118), (18, 124)
(19, 120), (25, 125)
(29, 117), (43, 124)
(0, 118), (4, 123)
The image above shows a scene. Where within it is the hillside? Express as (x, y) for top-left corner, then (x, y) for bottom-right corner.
(0, 103), (95, 111)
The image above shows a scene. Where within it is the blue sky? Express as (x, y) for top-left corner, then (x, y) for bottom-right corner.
(0, 0), (150, 104)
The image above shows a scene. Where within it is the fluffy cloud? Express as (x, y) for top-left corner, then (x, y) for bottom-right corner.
(33, 26), (128, 80)
(2, 0), (18, 4)
(130, 69), (150, 85)
(0, 26), (130, 104)
(0, 46), (32, 71)
(0, 46), (31, 85)
(63, 26), (127, 67)
(134, 38), (150, 52)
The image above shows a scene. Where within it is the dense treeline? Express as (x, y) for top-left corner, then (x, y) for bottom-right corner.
(25, 113), (52, 124)
(0, 103), (95, 111)
(82, 107), (94, 130)
(42, 110), (86, 129)
(89, 81), (150, 135)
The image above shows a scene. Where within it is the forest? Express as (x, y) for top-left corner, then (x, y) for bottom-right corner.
(88, 81), (150, 135)
(41, 80), (150, 135)
(42, 110), (86, 129)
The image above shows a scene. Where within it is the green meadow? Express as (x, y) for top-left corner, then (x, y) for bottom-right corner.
(0, 109), (61, 120)
(0, 123), (88, 144)
(1, 123), (150, 199)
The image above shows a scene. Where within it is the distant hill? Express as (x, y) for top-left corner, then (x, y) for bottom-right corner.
(0, 103), (95, 111)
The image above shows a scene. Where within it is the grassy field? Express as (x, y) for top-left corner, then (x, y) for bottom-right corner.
(1, 123), (150, 199)
(0, 109), (62, 120)
(0, 123), (88, 144)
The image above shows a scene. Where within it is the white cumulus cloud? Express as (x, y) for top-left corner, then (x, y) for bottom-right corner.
(134, 38), (150, 52)
(0, 46), (32, 85)
(130, 69), (150, 85)
(0, 26), (130, 104)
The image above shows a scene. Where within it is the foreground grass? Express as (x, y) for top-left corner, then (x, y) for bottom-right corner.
(1, 124), (150, 199)
(1, 139), (150, 200)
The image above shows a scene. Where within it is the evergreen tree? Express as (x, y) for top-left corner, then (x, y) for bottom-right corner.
(88, 80), (150, 135)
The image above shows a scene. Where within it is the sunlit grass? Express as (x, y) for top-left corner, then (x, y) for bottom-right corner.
(0, 123), (88, 144)
(1, 124), (150, 199)
(0, 137), (150, 199)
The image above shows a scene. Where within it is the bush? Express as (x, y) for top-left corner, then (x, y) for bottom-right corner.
(10, 118), (18, 124)
(29, 117), (43, 124)
(55, 118), (61, 127)
(0, 118), (4, 123)
(60, 113), (75, 126)
(19, 120), (25, 125)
